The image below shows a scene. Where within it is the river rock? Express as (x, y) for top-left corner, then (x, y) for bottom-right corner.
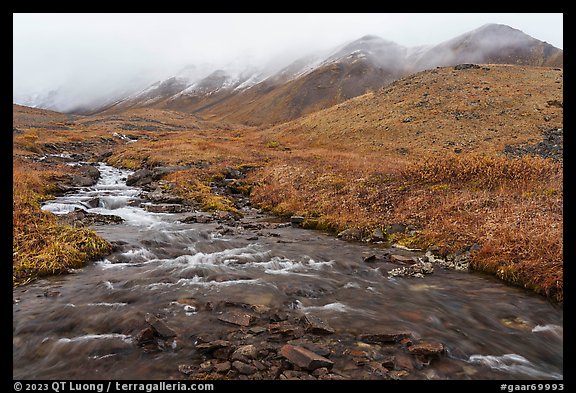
(196, 340), (231, 354)
(301, 313), (335, 335)
(358, 332), (412, 344)
(337, 228), (363, 241)
(408, 341), (444, 356)
(232, 360), (258, 375)
(152, 166), (187, 180)
(135, 327), (155, 345)
(144, 203), (186, 213)
(85, 197), (101, 208)
(145, 190), (185, 205)
(126, 168), (153, 186)
(267, 322), (304, 339)
(145, 313), (177, 338)
(363, 254), (378, 262)
(290, 216), (305, 228)
(280, 344), (334, 371)
(389, 254), (416, 264)
(388, 261), (434, 278)
(72, 166), (100, 187)
(231, 344), (258, 361)
(57, 208), (124, 226)
(217, 310), (255, 327)
(371, 227), (386, 242)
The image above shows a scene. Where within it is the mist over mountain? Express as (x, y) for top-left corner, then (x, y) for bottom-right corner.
(14, 23), (562, 121)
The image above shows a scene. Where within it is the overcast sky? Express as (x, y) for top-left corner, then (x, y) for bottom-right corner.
(13, 13), (563, 110)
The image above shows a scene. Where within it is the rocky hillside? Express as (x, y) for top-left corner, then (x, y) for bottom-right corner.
(97, 24), (562, 126)
(265, 64), (563, 158)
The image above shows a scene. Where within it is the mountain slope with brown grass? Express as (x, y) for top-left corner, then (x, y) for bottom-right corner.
(266, 64), (563, 157)
(13, 63), (563, 301)
(92, 24), (562, 128)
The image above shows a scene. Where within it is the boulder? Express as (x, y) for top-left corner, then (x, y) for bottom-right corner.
(280, 344), (334, 371)
(152, 166), (187, 180)
(144, 204), (186, 213)
(371, 227), (386, 241)
(301, 314), (335, 335)
(57, 208), (124, 226)
(135, 327), (155, 345)
(144, 313), (177, 338)
(290, 216), (305, 228)
(126, 168), (153, 187)
(337, 228), (363, 241)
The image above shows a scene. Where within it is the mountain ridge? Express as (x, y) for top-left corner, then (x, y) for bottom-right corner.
(16, 23), (563, 125)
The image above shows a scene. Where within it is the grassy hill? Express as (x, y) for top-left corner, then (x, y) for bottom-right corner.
(13, 64), (563, 302)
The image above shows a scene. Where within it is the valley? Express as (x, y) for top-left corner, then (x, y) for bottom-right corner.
(13, 23), (563, 381)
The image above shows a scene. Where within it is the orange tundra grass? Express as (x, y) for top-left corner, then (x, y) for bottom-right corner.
(13, 158), (111, 286)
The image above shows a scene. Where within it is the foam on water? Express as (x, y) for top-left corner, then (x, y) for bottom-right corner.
(468, 354), (563, 379)
(57, 334), (132, 344)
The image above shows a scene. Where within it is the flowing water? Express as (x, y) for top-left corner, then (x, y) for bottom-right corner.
(13, 163), (563, 380)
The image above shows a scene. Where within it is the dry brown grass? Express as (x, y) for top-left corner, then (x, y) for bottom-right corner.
(13, 158), (111, 286)
(12, 64), (562, 301)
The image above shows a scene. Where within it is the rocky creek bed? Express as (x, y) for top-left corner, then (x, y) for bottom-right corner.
(13, 160), (563, 380)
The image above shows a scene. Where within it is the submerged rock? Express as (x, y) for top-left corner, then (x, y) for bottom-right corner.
(145, 313), (177, 338)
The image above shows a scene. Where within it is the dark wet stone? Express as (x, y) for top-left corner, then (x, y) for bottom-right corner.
(232, 360), (258, 375)
(358, 332), (412, 344)
(337, 228), (363, 241)
(407, 341), (444, 356)
(381, 355), (396, 369)
(144, 313), (176, 338)
(152, 166), (187, 180)
(195, 340), (231, 354)
(85, 197), (101, 208)
(301, 313), (335, 335)
(290, 216), (305, 228)
(371, 227), (386, 241)
(213, 361), (231, 373)
(280, 344), (334, 371)
(75, 165), (100, 186)
(231, 345), (258, 361)
(248, 326), (267, 335)
(363, 254), (378, 263)
(267, 322), (304, 339)
(394, 353), (415, 371)
(57, 208), (124, 227)
(135, 327), (155, 345)
(217, 310), (255, 327)
(312, 367), (330, 378)
(126, 168), (153, 186)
